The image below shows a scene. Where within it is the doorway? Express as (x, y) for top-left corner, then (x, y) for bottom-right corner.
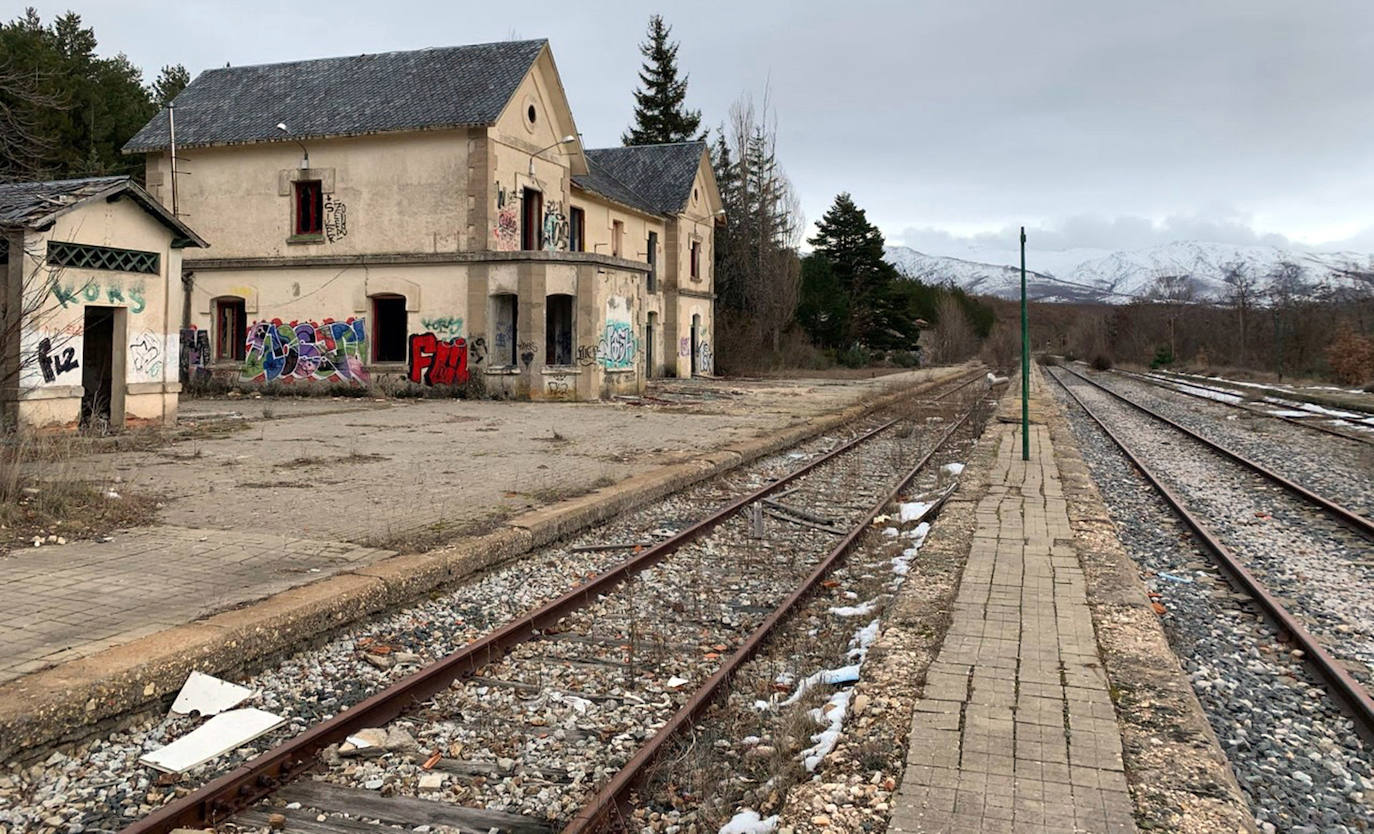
(645, 312), (656, 378)
(81, 306), (119, 429)
(690, 313), (700, 376)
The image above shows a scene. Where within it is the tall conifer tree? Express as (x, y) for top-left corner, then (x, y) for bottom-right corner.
(622, 15), (701, 145)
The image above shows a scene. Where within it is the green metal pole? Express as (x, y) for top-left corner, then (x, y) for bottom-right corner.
(1021, 226), (1029, 461)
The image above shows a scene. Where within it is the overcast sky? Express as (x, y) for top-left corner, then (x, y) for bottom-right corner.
(54, 0), (1374, 256)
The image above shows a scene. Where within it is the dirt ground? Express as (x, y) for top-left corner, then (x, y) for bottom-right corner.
(63, 369), (967, 549)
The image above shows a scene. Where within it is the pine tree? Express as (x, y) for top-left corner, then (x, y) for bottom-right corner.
(808, 193), (900, 346)
(622, 15), (701, 146)
(151, 63), (190, 107)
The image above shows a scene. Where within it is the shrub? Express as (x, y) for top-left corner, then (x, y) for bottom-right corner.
(1326, 325), (1374, 385)
(837, 344), (872, 368)
(1092, 354), (1113, 371)
(890, 349), (921, 368)
(1150, 346), (1174, 369)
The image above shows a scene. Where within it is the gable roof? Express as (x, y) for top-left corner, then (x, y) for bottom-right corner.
(572, 141), (708, 217)
(0, 176), (208, 248)
(123, 40), (547, 153)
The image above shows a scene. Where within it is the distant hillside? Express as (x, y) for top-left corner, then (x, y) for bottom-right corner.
(885, 242), (1374, 304)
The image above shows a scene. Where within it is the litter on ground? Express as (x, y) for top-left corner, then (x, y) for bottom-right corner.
(139, 708), (286, 773)
(169, 670), (253, 717)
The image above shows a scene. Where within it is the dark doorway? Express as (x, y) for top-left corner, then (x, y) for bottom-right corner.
(521, 188), (543, 250)
(690, 314), (700, 376)
(645, 312), (657, 378)
(81, 306), (115, 429)
(372, 295), (408, 363)
(545, 294), (574, 365)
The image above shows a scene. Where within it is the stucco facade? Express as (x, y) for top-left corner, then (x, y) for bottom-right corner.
(0, 179), (202, 431)
(129, 40), (721, 399)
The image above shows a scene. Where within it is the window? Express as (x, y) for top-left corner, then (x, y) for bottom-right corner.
(521, 187), (543, 250)
(527, 104), (537, 124)
(294, 180), (323, 236)
(215, 298), (246, 361)
(646, 231), (658, 293)
(372, 295), (408, 362)
(47, 241), (159, 275)
(490, 294), (518, 365)
(545, 294), (574, 365)
(612, 220), (624, 258)
(690, 240), (701, 280)
(569, 207), (585, 252)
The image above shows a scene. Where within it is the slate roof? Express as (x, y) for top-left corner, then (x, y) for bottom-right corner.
(0, 176), (207, 247)
(123, 40), (547, 152)
(572, 142), (707, 217)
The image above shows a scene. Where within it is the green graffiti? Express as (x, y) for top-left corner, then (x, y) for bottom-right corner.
(51, 281), (146, 314)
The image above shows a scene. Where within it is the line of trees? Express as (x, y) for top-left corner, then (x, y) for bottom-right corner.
(0, 9), (188, 182)
(621, 17), (991, 373)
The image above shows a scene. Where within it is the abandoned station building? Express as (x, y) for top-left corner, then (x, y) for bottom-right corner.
(123, 39), (722, 401)
(0, 177), (205, 431)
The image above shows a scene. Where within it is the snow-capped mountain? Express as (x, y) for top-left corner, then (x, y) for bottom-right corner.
(884, 241), (1374, 304)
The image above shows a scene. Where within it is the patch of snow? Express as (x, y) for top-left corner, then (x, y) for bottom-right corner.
(899, 501), (934, 523)
(829, 598), (879, 617)
(941, 462), (965, 477)
(719, 810), (779, 834)
(802, 689), (853, 771)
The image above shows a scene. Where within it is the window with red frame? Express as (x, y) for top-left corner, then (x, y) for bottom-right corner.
(294, 180), (323, 236)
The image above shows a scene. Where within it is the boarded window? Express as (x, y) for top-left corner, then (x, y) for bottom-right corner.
(295, 180), (323, 236)
(690, 240), (701, 280)
(215, 298), (246, 361)
(522, 188), (543, 250)
(372, 295), (408, 362)
(647, 231), (658, 293)
(545, 294), (574, 365)
(47, 241), (159, 275)
(612, 220), (624, 258)
(569, 207), (585, 252)
(490, 293), (518, 365)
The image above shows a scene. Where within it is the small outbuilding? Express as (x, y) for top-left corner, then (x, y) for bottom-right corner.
(0, 176), (207, 431)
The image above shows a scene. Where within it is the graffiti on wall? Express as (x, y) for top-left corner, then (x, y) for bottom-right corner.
(129, 331), (165, 382)
(420, 316), (464, 340)
(36, 336), (79, 383)
(471, 337), (488, 367)
(180, 327), (211, 382)
(544, 374), (572, 399)
(324, 194), (348, 242)
(697, 340), (714, 375)
(494, 182), (519, 251)
(242, 318), (368, 384)
(518, 341), (537, 369)
(542, 200), (569, 251)
(678, 337), (691, 357)
(408, 333), (469, 386)
(592, 295), (636, 370)
(52, 280), (147, 314)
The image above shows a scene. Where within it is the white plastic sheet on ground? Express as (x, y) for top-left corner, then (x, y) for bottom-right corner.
(169, 670), (253, 716)
(139, 708), (286, 772)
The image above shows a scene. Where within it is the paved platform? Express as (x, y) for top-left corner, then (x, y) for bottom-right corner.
(0, 368), (965, 689)
(891, 372), (1137, 833)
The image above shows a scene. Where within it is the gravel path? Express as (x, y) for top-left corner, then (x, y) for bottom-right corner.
(0, 383), (989, 833)
(1091, 368), (1374, 518)
(1049, 368), (1374, 834)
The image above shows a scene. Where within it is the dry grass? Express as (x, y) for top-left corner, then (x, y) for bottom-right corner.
(0, 434), (159, 551)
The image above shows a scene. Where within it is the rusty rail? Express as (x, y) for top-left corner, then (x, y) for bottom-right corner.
(1059, 364), (1373, 538)
(561, 400), (983, 834)
(1048, 367), (1374, 742)
(120, 369), (988, 832)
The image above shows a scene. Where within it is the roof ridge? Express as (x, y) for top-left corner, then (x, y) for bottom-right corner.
(196, 39), (548, 75)
(588, 140), (706, 152)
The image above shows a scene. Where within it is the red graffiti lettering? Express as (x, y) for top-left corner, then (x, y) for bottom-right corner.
(408, 333), (469, 386)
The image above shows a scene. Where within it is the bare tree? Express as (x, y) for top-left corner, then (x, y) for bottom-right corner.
(1, 236), (78, 416)
(0, 62), (64, 182)
(1219, 260), (1257, 365)
(927, 295), (977, 363)
(1147, 272), (1195, 361)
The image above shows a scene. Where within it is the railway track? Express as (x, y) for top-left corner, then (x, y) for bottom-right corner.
(118, 370), (991, 833)
(1116, 367), (1374, 445)
(1045, 364), (1374, 744)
